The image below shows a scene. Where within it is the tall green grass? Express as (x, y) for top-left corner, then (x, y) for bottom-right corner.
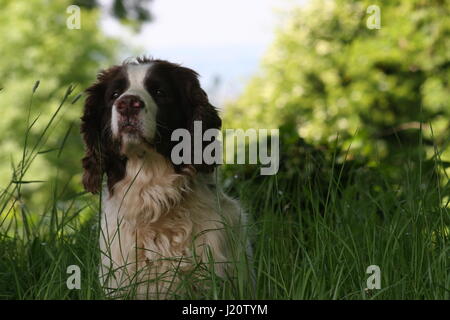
(0, 84), (448, 299)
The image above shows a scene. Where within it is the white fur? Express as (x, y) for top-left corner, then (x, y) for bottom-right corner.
(99, 149), (249, 299)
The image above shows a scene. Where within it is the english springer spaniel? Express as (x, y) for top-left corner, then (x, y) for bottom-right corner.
(80, 57), (249, 299)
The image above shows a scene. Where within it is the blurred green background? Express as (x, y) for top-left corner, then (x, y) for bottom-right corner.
(224, 0), (449, 180)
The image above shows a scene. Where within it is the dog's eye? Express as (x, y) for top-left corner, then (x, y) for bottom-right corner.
(154, 89), (165, 97)
(111, 91), (120, 100)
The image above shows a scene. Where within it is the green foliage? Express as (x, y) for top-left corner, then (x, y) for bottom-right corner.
(75, 0), (153, 31)
(218, 1), (450, 298)
(0, 0), (118, 205)
(224, 0), (450, 167)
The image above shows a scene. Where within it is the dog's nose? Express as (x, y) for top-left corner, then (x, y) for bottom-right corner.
(116, 95), (144, 116)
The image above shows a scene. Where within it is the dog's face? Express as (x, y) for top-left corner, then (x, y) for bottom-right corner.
(80, 58), (221, 194)
(106, 61), (189, 149)
(108, 63), (159, 146)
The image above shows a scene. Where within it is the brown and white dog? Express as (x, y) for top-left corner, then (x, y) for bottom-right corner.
(80, 57), (249, 298)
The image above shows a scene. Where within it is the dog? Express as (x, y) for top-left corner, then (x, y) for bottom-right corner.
(80, 57), (250, 298)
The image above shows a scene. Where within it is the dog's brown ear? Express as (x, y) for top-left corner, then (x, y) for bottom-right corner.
(81, 66), (121, 194)
(179, 67), (222, 173)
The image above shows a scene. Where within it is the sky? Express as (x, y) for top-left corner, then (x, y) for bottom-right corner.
(100, 0), (308, 105)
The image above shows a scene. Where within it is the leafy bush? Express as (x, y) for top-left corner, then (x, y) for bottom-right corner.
(224, 0), (450, 168)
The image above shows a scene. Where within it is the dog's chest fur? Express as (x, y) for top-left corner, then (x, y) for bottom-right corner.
(99, 151), (242, 297)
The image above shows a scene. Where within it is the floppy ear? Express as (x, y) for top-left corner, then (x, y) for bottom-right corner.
(181, 68), (222, 173)
(80, 66), (123, 194)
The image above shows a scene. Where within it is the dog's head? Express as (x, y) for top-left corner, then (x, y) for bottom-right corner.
(80, 57), (221, 194)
